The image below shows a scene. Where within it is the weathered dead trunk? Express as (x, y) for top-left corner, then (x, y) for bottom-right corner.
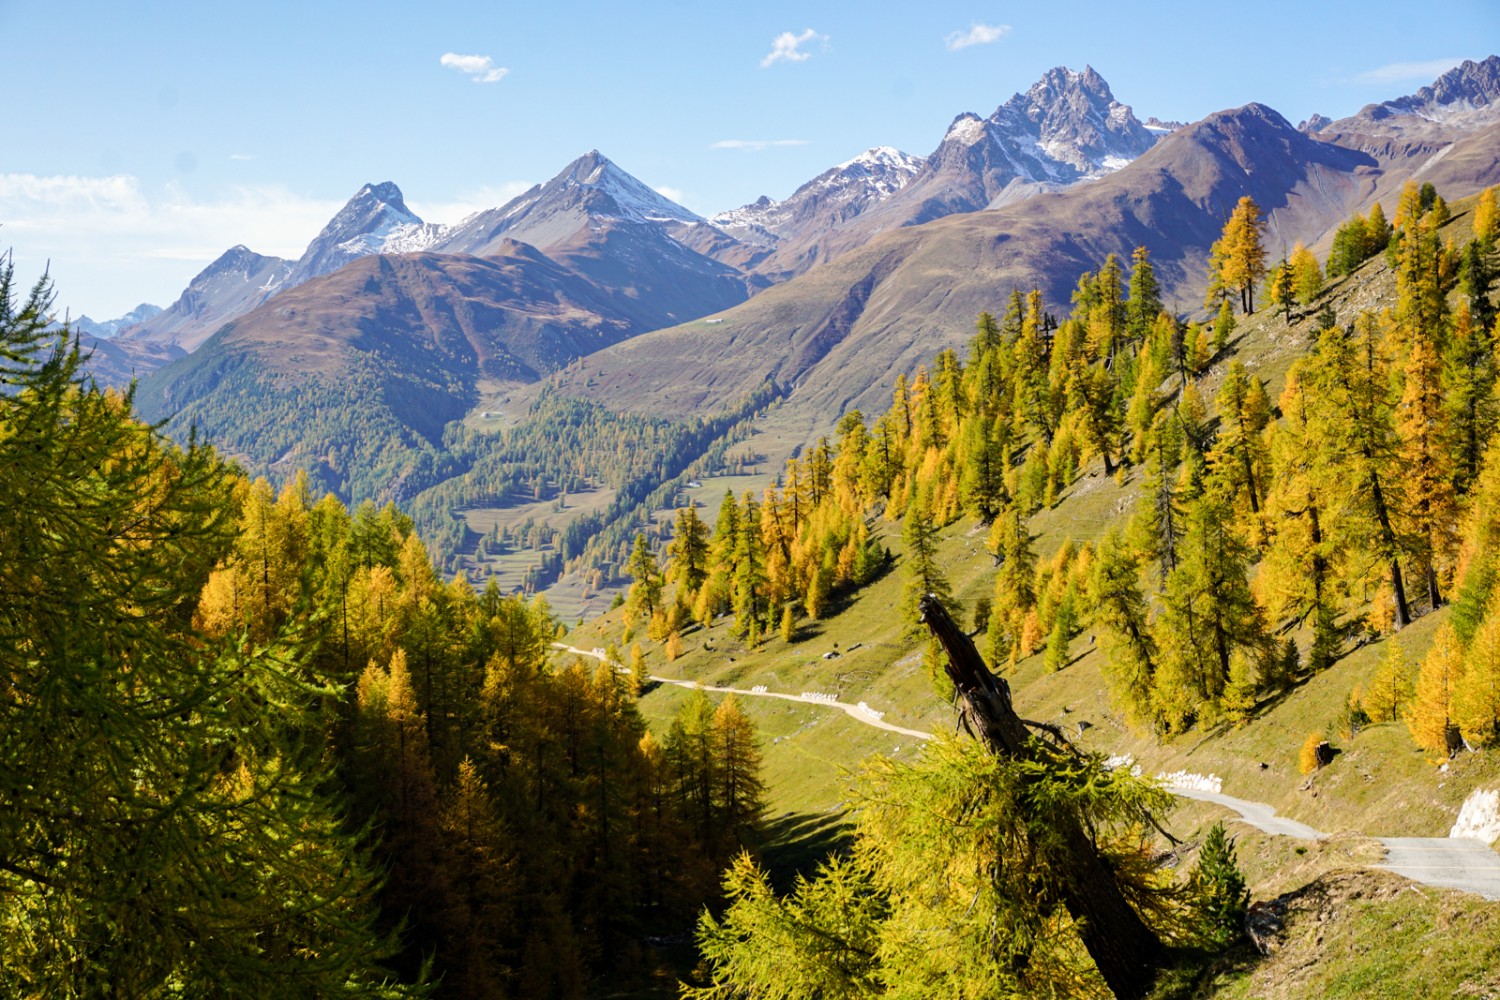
(920, 595), (1168, 1000)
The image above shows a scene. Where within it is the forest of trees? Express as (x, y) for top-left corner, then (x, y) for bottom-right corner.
(0, 260), (769, 997)
(8, 173), (1497, 997)
(642, 183), (1498, 748)
(657, 180), (1498, 1000)
(407, 384), (782, 581)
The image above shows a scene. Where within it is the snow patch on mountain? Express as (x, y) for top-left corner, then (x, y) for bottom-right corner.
(560, 150), (703, 225)
(710, 146), (923, 245)
(944, 114), (989, 146)
(908, 64), (1159, 204)
(286, 182), (444, 286)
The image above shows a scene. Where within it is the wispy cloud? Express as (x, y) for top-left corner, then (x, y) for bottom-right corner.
(1351, 57), (1469, 86)
(229, 153), (254, 161)
(761, 29), (826, 69)
(944, 23), (1011, 51)
(711, 139), (811, 151)
(440, 52), (509, 84)
(0, 172), (344, 316)
(654, 185), (687, 204)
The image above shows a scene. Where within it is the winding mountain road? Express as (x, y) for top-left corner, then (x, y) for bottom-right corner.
(553, 644), (932, 739)
(553, 642), (1500, 899)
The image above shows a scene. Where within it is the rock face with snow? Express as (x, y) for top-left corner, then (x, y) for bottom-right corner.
(890, 64), (1158, 224)
(114, 182), (442, 357)
(724, 66), (1161, 280)
(1369, 55), (1500, 127)
(284, 181), (445, 287)
(436, 150), (703, 257)
(103, 157), (754, 385)
(998, 64), (1158, 178)
(1306, 56), (1500, 148)
(712, 147), (924, 248)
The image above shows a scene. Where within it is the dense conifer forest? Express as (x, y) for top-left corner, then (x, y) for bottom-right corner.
(0, 261), (766, 997)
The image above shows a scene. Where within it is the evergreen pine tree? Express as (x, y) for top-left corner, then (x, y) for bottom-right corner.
(1190, 822), (1249, 948)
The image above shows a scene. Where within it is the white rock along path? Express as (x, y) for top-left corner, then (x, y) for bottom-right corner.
(554, 643), (1500, 900)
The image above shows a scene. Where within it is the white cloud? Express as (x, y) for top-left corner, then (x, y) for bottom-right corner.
(229, 152), (255, 162)
(944, 23), (1011, 51)
(710, 139), (811, 151)
(654, 185), (686, 204)
(1351, 57), (1470, 86)
(761, 28), (826, 69)
(0, 172), (342, 317)
(440, 51), (510, 84)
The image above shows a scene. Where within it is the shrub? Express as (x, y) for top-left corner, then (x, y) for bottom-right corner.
(1299, 731), (1329, 774)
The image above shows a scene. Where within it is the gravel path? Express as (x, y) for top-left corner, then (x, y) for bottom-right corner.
(553, 642), (1500, 898)
(552, 644), (932, 739)
(1170, 787), (1327, 840)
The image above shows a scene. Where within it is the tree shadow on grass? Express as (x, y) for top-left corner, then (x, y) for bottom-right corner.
(757, 810), (857, 893)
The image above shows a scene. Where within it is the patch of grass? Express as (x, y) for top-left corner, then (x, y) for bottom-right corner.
(1201, 872), (1500, 1000)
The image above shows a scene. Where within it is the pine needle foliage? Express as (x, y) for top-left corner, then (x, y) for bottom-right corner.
(0, 264), (417, 995)
(686, 736), (1197, 1000)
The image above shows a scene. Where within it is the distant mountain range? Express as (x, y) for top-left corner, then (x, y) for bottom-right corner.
(527, 57), (1500, 429)
(126, 57), (1500, 508)
(62, 302), (162, 340)
(106, 63), (1173, 376)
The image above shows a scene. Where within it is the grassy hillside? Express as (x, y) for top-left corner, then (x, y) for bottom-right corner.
(561, 190), (1500, 996)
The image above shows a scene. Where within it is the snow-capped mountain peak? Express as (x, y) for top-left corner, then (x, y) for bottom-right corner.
(287, 181), (445, 285)
(549, 150), (703, 225)
(983, 64), (1157, 179)
(710, 146), (923, 247)
(943, 113), (989, 146)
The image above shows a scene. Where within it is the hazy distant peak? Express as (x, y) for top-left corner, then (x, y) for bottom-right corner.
(68, 302), (164, 340)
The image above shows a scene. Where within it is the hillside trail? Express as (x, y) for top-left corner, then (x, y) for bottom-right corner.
(552, 643), (1500, 899)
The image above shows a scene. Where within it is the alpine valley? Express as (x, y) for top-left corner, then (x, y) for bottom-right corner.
(17, 50), (1500, 1000)
(123, 59), (1500, 594)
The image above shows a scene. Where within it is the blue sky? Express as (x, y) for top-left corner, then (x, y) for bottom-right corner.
(3, 0), (1495, 319)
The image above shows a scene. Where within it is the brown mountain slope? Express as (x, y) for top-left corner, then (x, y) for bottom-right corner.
(176, 243), (648, 386)
(739, 66), (1159, 283)
(133, 242), (721, 501)
(527, 103), (1382, 424)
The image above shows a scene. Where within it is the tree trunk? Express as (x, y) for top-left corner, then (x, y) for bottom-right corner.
(1369, 471), (1411, 627)
(920, 596), (1168, 1000)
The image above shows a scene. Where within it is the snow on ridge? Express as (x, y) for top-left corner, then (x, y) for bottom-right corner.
(376, 221), (448, 254)
(945, 115), (989, 146)
(567, 154), (703, 225)
(837, 145), (923, 172)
